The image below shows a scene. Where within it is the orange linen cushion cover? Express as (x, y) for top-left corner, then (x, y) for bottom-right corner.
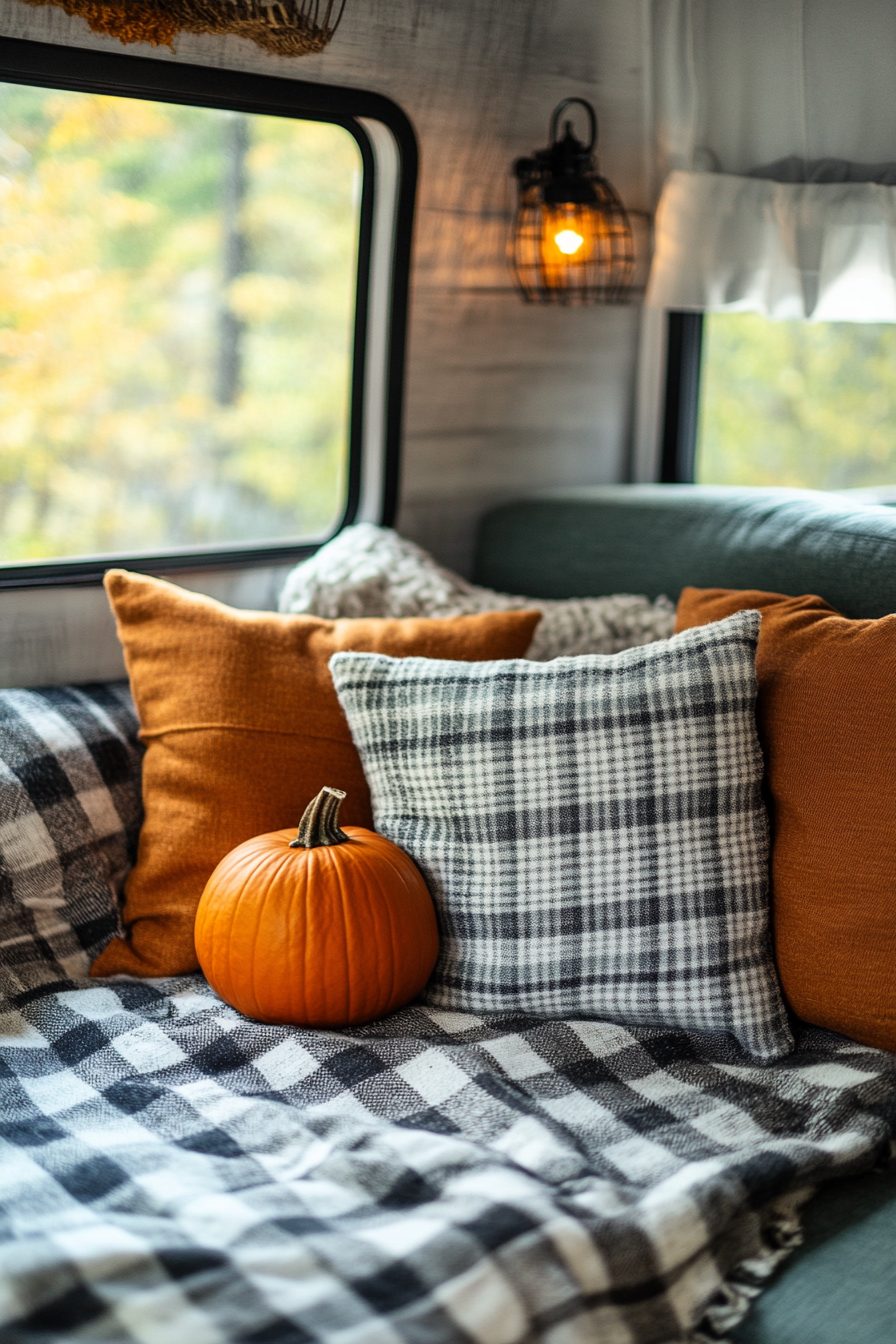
(92, 570), (540, 979)
(676, 588), (896, 1052)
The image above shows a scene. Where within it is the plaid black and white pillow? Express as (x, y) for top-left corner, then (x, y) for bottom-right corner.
(0, 681), (143, 992)
(331, 611), (794, 1062)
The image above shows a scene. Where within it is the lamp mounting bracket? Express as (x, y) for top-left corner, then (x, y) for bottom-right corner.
(548, 98), (597, 155)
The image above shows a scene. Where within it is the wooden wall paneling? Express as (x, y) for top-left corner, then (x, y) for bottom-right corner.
(0, 0), (651, 589)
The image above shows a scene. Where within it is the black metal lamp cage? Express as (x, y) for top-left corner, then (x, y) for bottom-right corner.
(509, 98), (635, 306)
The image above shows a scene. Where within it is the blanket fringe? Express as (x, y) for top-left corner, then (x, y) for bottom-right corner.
(692, 1186), (815, 1343)
(700, 1140), (896, 1341)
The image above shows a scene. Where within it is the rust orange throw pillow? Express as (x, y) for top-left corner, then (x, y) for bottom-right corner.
(676, 587), (896, 1052)
(92, 571), (540, 979)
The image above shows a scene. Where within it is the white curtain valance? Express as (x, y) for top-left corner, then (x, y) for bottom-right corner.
(650, 0), (896, 186)
(645, 170), (896, 322)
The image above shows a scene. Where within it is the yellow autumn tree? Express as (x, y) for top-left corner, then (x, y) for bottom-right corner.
(0, 84), (360, 562)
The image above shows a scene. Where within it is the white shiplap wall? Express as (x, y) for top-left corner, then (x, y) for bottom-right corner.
(0, 0), (651, 567)
(0, 0), (651, 683)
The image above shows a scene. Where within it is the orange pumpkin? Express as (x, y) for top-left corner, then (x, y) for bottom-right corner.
(194, 786), (439, 1026)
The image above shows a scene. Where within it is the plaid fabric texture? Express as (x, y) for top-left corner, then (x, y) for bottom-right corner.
(0, 682), (143, 992)
(0, 972), (894, 1344)
(331, 612), (793, 1063)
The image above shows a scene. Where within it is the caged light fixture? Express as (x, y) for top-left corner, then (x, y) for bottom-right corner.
(509, 98), (635, 305)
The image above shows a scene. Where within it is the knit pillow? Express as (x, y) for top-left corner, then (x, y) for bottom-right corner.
(0, 682), (143, 993)
(280, 524), (676, 659)
(330, 612), (793, 1063)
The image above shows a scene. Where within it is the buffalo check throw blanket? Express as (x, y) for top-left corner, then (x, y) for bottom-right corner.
(1, 974), (895, 1344)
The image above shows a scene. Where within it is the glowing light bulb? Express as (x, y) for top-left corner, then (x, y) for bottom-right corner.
(554, 229), (584, 255)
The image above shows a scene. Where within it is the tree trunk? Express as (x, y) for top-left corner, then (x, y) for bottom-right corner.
(215, 113), (249, 407)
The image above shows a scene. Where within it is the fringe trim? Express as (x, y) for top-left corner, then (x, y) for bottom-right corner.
(692, 1186), (815, 1343)
(699, 1140), (896, 1342)
(693, 1149), (896, 1344)
(16, 0), (346, 56)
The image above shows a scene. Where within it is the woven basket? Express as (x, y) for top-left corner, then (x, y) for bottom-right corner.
(19, 0), (346, 56)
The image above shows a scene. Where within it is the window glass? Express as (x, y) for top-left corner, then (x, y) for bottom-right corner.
(0, 83), (361, 562)
(695, 312), (896, 490)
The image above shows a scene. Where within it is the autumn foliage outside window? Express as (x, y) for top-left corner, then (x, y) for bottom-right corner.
(696, 314), (896, 491)
(0, 83), (361, 563)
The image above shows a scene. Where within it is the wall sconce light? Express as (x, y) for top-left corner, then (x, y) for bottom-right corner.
(509, 98), (634, 305)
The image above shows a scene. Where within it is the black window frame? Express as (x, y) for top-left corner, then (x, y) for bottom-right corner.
(660, 310), (704, 483)
(0, 37), (417, 589)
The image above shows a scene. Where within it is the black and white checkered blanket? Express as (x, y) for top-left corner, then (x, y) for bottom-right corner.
(2, 969), (895, 1343)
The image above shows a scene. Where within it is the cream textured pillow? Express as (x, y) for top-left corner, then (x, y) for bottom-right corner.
(279, 524), (676, 660)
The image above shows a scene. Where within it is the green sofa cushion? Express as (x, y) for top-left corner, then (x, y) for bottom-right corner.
(733, 1166), (896, 1344)
(474, 485), (896, 619)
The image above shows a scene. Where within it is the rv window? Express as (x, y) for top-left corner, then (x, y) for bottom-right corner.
(0, 41), (414, 587)
(661, 310), (896, 491)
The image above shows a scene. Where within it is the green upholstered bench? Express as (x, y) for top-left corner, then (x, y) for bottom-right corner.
(473, 483), (896, 1344)
(474, 484), (896, 619)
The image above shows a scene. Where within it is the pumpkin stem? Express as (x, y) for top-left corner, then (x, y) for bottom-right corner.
(291, 787), (350, 849)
